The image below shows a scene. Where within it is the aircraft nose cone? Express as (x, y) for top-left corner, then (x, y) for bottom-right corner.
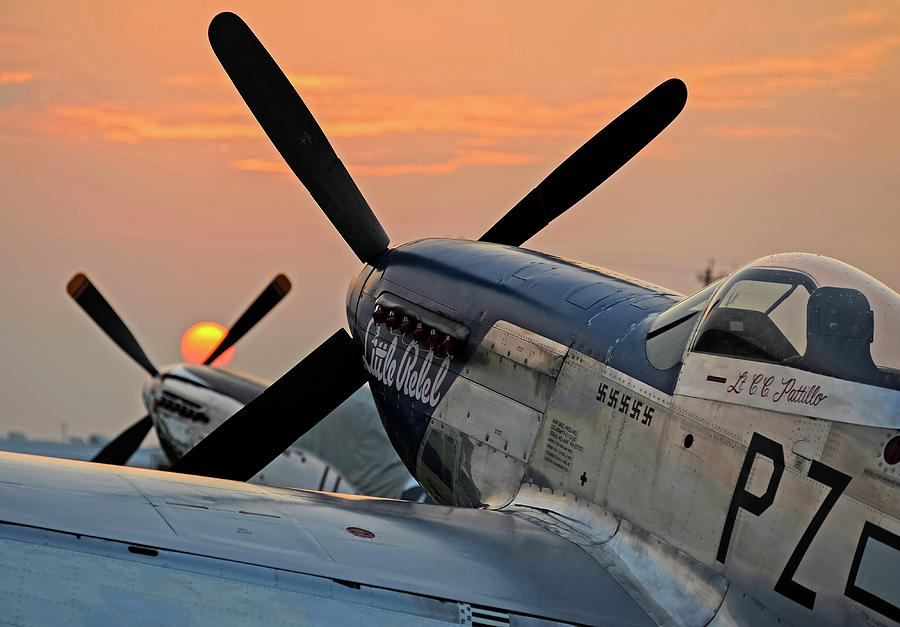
(346, 263), (377, 336)
(141, 372), (162, 414)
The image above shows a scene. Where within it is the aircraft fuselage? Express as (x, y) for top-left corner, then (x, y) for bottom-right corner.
(349, 238), (900, 626)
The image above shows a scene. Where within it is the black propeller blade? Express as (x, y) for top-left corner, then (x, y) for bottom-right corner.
(204, 273), (292, 366)
(172, 330), (366, 481)
(91, 415), (153, 465)
(480, 78), (688, 247)
(67, 273), (158, 376)
(209, 12), (389, 263)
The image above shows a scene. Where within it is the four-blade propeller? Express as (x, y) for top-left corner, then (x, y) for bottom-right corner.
(68, 271), (291, 465)
(90, 11), (687, 482)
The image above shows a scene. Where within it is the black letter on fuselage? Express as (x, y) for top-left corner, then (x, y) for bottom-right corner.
(716, 432), (785, 564)
(845, 522), (900, 622)
(774, 460), (851, 609)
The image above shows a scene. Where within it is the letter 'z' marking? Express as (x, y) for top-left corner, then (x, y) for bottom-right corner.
(774, 461), (851, 609)
(717, 432), (785, 564)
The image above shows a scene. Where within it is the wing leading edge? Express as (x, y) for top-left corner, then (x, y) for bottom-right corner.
(0, 452), (651, 626)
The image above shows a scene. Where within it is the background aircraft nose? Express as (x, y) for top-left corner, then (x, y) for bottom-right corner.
(140, 372), (159, 410)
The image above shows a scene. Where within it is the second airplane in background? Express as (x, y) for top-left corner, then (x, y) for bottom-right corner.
(67, 272), (420, 499)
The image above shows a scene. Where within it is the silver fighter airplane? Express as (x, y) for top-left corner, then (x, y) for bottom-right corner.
(2, 12), (897, 626)
(66, 272), (419, 499)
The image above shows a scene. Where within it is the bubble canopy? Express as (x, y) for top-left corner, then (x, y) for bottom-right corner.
(684, 253), (900, 390)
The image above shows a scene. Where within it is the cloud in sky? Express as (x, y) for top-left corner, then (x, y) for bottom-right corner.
(37, 44), (888, 149)
(6, 28), (897, 175)
(231, 158), (289, 174)
(165, 74), (222, 87)
(704, 126), (839, 140)
(592, 35), (900, 110)
(166, 73), (359, 90)
(356, 149), (536, 176)
(0, 71), (34, 85)
(838, 9), (894, 26)
(685, 35), (900, 108)
(38, 93), (625, 143)
(0, 30), (36, 48)
(688, 36), (899, 81)
(46, 105), (260, 143)
(287, 74), (360, 90)
(233, 149), (536, 177)
(320, 93), (626, 139)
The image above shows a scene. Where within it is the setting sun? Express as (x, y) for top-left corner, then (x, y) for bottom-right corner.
(180, 321), (235, 366)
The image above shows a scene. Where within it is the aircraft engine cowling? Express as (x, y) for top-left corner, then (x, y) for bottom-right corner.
(347, 242), (569, 509)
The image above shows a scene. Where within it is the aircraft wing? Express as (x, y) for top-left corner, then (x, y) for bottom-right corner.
(0, 452), (651, 626)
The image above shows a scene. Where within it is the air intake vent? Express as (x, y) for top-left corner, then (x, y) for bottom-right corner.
(459, 603), (511, 627)
(158, 391), (209, 423)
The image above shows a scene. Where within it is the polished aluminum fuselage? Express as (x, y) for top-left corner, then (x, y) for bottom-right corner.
(351, 238), (900, 626)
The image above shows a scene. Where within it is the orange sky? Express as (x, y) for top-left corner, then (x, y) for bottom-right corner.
(1, 1), (898, 441)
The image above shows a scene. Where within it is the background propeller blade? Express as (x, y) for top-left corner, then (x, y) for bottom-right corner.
(67, 273), (158, 376)
(204, 273), (292, 366)
(479, 78), (688, 247)
(209, 12), (389, 263)
(172, 329), (366, 481)
(90, 415), (153, 465)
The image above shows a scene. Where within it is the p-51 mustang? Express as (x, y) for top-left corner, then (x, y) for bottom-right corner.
(65, 271), (418, 499)
(2, 12), (897, 626)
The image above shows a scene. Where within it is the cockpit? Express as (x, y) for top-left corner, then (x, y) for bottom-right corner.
(647, 253), (900, 390)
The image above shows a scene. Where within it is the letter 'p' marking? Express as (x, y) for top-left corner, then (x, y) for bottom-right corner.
(717, 432), (785, 564)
